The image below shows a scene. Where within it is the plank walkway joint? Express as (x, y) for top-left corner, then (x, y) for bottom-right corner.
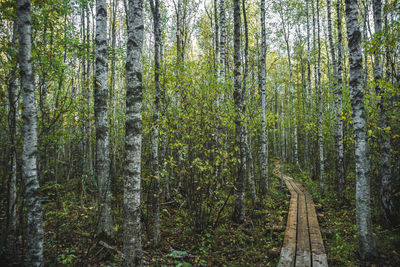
(277, 166), (328, 267)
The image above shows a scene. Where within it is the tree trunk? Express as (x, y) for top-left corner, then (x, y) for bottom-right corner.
(327, 0), (338, 87)
(109, 0), (118, 189)
(328, 0), (343, 199)
(95, 0), (113, 238)
(362, 1), (369, 88)
(18, 0), (44, 265)
(260, 0), (268, 196)
(312, 0), (318, 180)
(242, 0), (256, 204)
(247, 132), (256, 204)
(233, 0), (246, 224)
(7, 21), (18, 234)
(219, 0), (227, 83)
(281, 91), (285, 162)
(317, 0), (325, 195)
(176, 0), (184, 64)
(344, 0), (377, 259)
(124, 0), (144, 265)
(150, 0), (161, 246)
(305, 0), (312, 170)
(336, 0), (345, 199)
(372, 0), (393, 223)
(214, 0), (219, 72)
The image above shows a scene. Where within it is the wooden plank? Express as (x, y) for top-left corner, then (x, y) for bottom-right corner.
(278, 170), (328, 267)
(305, 194), (328, 267)
(295, 192), (311, 267)
(284, 178), (296, 194)
(288, 179), (303, 196)
(277, 187), (298, 267)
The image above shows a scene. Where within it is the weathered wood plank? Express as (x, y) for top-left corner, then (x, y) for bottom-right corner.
(288, 179), (303, 195)
(278, 170), (328, 267)
(295, 192), (311, 267)
(277, 179), (298, 267)
(285, 178), (296, 194)
(305, 194), (328, 267)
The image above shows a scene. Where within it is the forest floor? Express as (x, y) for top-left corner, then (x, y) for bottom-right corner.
(2, 160), (400, 266)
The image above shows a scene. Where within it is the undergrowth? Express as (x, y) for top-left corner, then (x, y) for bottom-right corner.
(2, 162), (289, 266)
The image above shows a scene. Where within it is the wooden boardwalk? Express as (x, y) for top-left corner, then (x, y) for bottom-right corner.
(277, 167), (328, 267)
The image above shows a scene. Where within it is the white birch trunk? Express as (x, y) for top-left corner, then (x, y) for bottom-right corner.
(336, 0), (345, 199)
(305, 0), (312, 169)
(219, 0), (227, 83)
(260, 0), (268, 195)
(95, 0), (113, 238)
(214, 0), (219, 73)
(344, 0), (377, 259)
(233, 0), (246, 224)
(124, 0), (144, 265)
(246, 132), (256, 203)
(242, 0), (256, 204)
(316, 0), (325, 195)
(7, 22), (18, 233)
(150, 0), (161, 246)
(372, 0), (393, 222)
(18, 0), (44, 265)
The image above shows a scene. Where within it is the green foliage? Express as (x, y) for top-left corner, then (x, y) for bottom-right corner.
(56, 249), (77, 265)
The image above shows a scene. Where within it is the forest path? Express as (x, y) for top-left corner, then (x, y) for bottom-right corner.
(275, 161), (328, 267)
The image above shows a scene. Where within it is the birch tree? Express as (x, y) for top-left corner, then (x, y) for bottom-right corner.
(345, 0), (377, 259)
(219, 0), (227, 82)
(233, 0), (246, 224)
(124, 0), (144, 265)
(316, 0), (325, 194)
(305, 0), (312, 169)
(7, 22), (18, 234)
(372, 0), (394, 223)
(260, 0), (268, 196)
(18, 0), (44, 264)
(214, 0), (219, 72)
(242, 0), (256, 203)
(95, 0), (113, 238)
(109, 0), (118, 181)
(336, 0), (345, 199)
(150, 0), (161, 246)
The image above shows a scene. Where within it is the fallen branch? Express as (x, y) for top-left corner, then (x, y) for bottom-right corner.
(99, 241), (121, 254)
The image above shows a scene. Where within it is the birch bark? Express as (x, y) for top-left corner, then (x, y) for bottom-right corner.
(7, 22), (18, 233)
(345, 0), (377, 259)
(95, 0), (113, 238)
(18, 0), (44, 265)
(260, 0), (268, 196)
(214, 0), (219, 71)
(372, 0), (393, 222)
(150, 0), (161, 246)
(336, 0), (345, 199)
(316, 0), (325, 194)
(329, 0), (344, 199)
(124, 0), (144, 265)
(233, 0), (246, 224)
(243, 0), (256, 203)
(219, 0), (227, 82)
(305, 0), (312, 169)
